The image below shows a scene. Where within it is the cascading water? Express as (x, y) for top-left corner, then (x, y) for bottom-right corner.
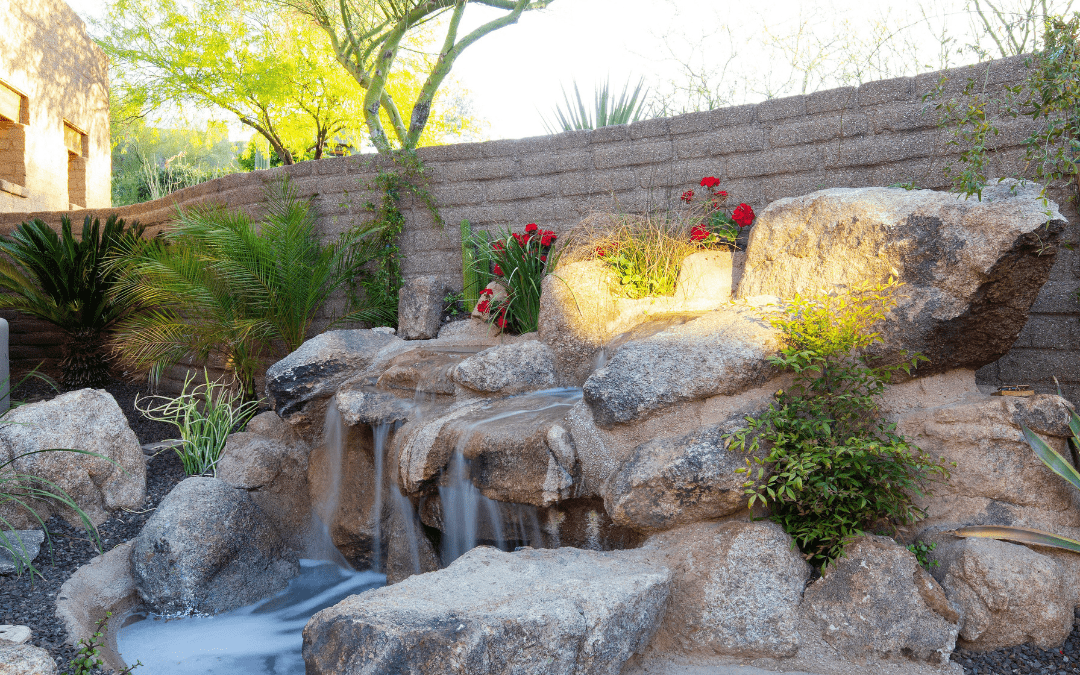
(438, 387), (582, 564)
(306, 396), (351, 567)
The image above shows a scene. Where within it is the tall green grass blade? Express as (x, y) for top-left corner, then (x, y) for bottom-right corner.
(1021, 423), (1080, 491)
(952, 525), (1080, 553)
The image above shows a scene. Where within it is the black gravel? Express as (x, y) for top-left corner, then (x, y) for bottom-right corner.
(952, 615), (1080, 674)
(0, 377), (187, 673)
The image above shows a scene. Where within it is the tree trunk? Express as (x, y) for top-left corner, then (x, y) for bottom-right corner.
(60, 328), (112, 389)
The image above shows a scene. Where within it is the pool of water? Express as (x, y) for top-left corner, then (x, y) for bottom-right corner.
(117, 560), (384, 675)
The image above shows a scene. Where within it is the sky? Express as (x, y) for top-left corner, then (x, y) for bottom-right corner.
(63, 0), (1044, 143)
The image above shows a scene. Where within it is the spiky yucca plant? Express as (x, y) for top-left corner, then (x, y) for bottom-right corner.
(0, 215), (145, 388)
(540, 77), (649, 134)
(109, 180), (391, 399)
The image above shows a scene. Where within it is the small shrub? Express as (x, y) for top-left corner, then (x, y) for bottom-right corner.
(65, 611), (141, 675)
(907, 540), (939, 568)
(471, 223), (558, 334)
(134, 370), (260, 476)
(728, 280), (951, 568)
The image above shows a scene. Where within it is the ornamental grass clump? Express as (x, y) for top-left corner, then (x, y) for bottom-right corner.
(728, 279), (951, 568)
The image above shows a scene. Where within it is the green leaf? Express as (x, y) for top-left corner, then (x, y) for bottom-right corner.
(952, 525), (1080, 554)
(1021, 423), (1080, 491)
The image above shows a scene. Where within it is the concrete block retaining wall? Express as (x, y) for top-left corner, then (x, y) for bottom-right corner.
(0, 54), (1076, 401)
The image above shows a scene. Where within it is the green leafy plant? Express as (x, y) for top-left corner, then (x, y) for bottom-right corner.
(541, 77), (649, 133)
(472, 223), (558, 334)
(459, 219), (491, 314)
(953, 380), (1080, 553)
(680, 176), (756, 248)
(728, 280), (950, 568)
(135, 369), (260, 476)
(64, 611), (141, 675)
(110, 179), (389, 398)
(907, 540), (939, 568)
(0, 214), (146, 388)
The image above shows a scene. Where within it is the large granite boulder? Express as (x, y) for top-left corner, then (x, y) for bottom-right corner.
(452, 340), (557, 396)
(217, 412), (312, 550)
(737, 180), (1067, 374)
(643, 521), (811, 658)
(603, 407), (767, 533)
(303, 546), (672, 675)
(0, 389), (145, 528)
(131, 477), (298, 615)
(0, 644), (55, 675)
(265, 329), (400, 436)
(398, 275), (449, 340)
(582, 304), (780, 426)
(931, 536), (1074, 651)
(802, 536), (961, 665)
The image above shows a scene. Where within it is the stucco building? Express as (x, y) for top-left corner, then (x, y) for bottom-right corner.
(0, 0), (110, 212)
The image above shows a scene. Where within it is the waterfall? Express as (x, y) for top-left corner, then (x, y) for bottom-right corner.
(370, 421), (391, 571)
(308, 396), (351, 568)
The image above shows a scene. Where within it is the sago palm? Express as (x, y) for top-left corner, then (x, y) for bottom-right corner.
(109, 180), (391, 399)
(0, 215), (145, 388)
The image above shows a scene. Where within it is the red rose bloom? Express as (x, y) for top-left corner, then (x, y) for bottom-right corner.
(700, 176), (720, 188)
(493, 264), (503, 276)
(732, 203), (755, 227)
(540, 233), (555, 246)
(480, 288), (493, 297)
(476, 299), (490, 313)
(680, 189), (694, 202)
(525, 223), (538, 233)
(715, 190), (728, 197)
(595, 247), (607, 257)
(691, 224), (710, 241)
(493, 240), (505, 252)
(540, 255), (547, 262)
(496, 310), (507, 329)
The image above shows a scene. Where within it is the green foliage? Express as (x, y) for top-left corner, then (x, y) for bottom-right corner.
(907, 540), (939, 568)
(0, 215), (146, 388)
(460, 220), (491, 314)
(64, 612), (141, 675)
(927, 14), (1080, 200)
(728, 280), (950, 568)
(472, 224), (558, 334)
(135, 370), (260, 476)
(541, 77), (650, 133)
(110, 180), (390, 397)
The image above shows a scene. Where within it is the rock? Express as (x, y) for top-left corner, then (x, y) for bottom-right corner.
(583, 305), (780, 426)
(603, 407), (768, 533)
(265, 329), (399, 436)
(893, 383), (1080, 534)
(398, 275), (449, 340)
(802, 535), (960, 665)
(376, 349), (468, 396)
(642, 521), (811, 658)
(452, 340), (557, 396)
(383, 495), (440, 585)
(0, 530), (43, 575)
(0, 625), (30, 645)
(334, 387), (414, 427)
(303, 546), (672, 675)
(931, 537), (1073, 651)
(737, 181), (1067, 374)
(55, 541), (139, 672)
(672, 250), (744, 311)
(131, 477), (298, 615)
(0, 644), (55, 675)
(218, 412), (312, 551)
(0, 389), (145, 528)
(470, 280), (508, 322)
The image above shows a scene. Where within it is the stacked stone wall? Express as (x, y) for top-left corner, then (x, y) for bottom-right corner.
(0, 54), (1076, 400)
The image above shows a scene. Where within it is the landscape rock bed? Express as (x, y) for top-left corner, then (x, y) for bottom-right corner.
(950, 615), (1080, 674)
(0, 378), (185, 671)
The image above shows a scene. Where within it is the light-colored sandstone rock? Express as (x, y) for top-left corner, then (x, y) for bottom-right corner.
(131, 477), (298, 615)
(218, 412), (312, 551)
(383, 495), (440, 585)
(0, 644), (55, 675)
(583, 305), (780, 426)
(452, 340), (557, 396)
(672, 250), (744, 311)
(376, 348), (470, 396)
(334, 386), (414, 427)
(0, 530), (43, 575)
(265, 329), (400, 437)
(0, 389), (145, 528)
(303, 546), (672, 675)
(802, 536), (960, 665)
(398, 275), (449, 340)
(603, 406), (768, 533)
(932, 537), (1073, 652)
(643, 521), (811, 658)
(737, 181), (1067, 374)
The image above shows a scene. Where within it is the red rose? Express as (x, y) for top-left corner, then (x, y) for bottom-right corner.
(716, 190), (728, 197)
(525, 223), (538, 233)
(732, 203), (755, 227)
(700, 176), (720, 188)
(680, 189), (694, 202)
(540, 255), (547, 262)
(691, 224), (710, 241)
(496, 309), (507, 329)
(493, 264), (503, 276)
(595, 247), (607, 257)
(493, 240), (505, 251)
(480, 288), (493, 297)
(476, 299), (490, 313)
(540, 233), (555, 246)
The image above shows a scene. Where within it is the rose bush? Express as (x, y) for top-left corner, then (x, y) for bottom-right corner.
(679, 177), (755, 247)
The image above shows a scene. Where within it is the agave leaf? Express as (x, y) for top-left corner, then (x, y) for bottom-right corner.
(1021, 423), (1080, 491)
(952, 525), (1080, 553)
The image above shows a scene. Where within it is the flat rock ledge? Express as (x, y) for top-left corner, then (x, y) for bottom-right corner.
(303, 546), (672, 675)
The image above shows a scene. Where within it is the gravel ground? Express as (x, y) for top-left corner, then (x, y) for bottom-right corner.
(0, 377), (187, 673)
(951, 618), (1080, 674)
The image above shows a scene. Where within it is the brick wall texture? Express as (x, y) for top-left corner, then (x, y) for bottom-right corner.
(0, 54), (1077, 401)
